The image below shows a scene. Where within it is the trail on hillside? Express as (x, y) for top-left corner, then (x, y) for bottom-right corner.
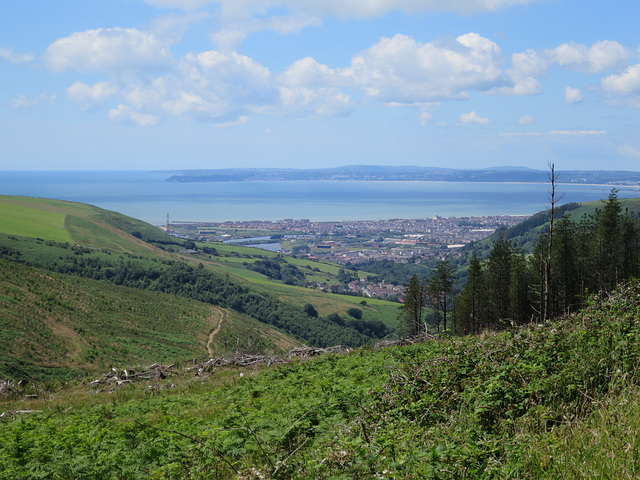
(207, 308), (226, 358)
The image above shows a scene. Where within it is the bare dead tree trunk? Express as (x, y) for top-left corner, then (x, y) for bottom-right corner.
(544, 163), (557, 321)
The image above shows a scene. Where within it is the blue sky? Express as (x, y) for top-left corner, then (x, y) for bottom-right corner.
(1, 0), (639, 171)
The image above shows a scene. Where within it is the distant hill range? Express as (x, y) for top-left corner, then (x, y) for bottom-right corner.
(166, 166), (640, 185)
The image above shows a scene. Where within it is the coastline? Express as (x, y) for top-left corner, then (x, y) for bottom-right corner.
(1, 171), (639, 225)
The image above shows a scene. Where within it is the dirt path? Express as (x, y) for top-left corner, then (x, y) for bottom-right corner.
(206, 308), (226, 358)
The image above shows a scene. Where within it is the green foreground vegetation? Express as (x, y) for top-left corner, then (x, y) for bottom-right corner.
(2, 282), (640, 478)
(3, 192), (640, 478)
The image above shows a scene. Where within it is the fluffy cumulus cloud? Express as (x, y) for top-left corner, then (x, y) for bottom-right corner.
(108, 105), (160, 126)
(275, 86), (353, 117)
(546, 40), (631, 73)
(602, 64), (640, 95)
(565, 86), (583, 104)
(459, 110), (490, 125)
(39, 12), (637, 127)
(58, 29), (508, 124)
(66, 82), (119, 105)
(344, 33), (505, 102)
(518, 115), (534, 125)
(279, 57), (342, 87)
(45, 28), (172, 74)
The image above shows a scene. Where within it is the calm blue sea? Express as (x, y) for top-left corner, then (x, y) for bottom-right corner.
(1, 171), (637, 225)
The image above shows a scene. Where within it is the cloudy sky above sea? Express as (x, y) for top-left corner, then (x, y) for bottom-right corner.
(1, 0), (640, 171)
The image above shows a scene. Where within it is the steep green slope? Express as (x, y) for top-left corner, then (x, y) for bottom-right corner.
(2, 282), (640, 478)
(0, 195), (178, 255)
(0, 259), (301, 380)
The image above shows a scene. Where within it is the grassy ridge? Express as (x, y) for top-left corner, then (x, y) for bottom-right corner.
(0, 195), (172, 256)
(2, 282), (640, 478)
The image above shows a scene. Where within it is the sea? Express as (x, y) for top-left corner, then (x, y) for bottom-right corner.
(1, 170), (638, 226)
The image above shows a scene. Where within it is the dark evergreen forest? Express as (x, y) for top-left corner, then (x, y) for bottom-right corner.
(418, 190), (640, 335)
(399, 190), (640, 336)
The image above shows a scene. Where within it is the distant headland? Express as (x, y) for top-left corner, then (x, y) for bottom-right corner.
(165, 166), (640, 185)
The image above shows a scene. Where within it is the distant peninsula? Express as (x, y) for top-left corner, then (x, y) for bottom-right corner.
(165, 166), (640, 185)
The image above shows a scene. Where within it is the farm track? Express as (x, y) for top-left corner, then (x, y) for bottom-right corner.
(206, 308), (226, 358)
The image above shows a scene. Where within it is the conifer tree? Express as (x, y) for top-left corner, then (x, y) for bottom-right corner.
(400, 274), (425, 335)
(487, 233), (514, 325)
(454, 252), (485, 334)
(594, 189), (623, 291)
(427, 257), (456, 333)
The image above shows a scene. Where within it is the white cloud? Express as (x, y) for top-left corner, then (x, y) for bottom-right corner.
(490, 75), (541, 96)
(214, 116), (249, 128)
(518, 115), (534, 125)
(108, 105), (160, 126)
(276, 86), (354, 117)
(161, 91), (211, 116)
(547, 40), (631, 73)
(511, 49), (547, 76)
(279, 57), (340, 87)
(460, 110), (490, 125)
(344, 33), (504, 102)
(10, 93), (56, 108)
(66, 81), (119, 105)
(418, 111), (433, 126)
(619, 146), (640, 159)
(45, 27), (172, 74)
(210, 12), (321, 51)
(91, 49), (278, 122)
(602, 64), (640, 95)
(565, 86), (584, 104)
(0, 47), (34, 64)
(192, 50), (274, 102)
(551, 130), (605, 136)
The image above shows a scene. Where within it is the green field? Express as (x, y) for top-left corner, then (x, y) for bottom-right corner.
(0, 197), (72, 242)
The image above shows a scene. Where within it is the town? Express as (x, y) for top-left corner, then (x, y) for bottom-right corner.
(171, 215), (527, 260)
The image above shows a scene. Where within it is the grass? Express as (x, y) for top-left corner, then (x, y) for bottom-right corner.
(3, 282), (640, 478)
(522, 384), (640, 478)
(0, 259), (300, 380)
(0, 199), (72, 242)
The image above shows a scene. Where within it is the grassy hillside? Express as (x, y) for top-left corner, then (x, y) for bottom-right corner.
(2, 282), (640, 478)
(0, 259), (301, 380)
(0, 195), (174, 255)
(0, 196), (399, 352)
